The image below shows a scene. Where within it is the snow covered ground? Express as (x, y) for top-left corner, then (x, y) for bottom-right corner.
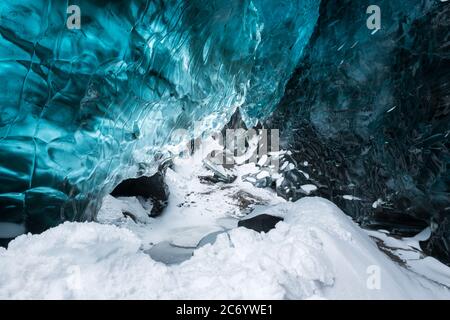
(0, 139), (449, 299)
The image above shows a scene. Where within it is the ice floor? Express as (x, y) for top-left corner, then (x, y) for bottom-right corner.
(1, 141), (449, 299)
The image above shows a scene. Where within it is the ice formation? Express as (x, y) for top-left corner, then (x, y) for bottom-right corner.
(0, 0), (319, 233)
(0, 0), (449, 266)
(267, 0), (450, 263)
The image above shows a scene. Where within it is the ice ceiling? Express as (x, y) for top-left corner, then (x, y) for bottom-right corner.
(0, 0), (319, 233)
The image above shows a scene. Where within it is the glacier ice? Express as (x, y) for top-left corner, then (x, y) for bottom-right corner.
(267, 0), (450, 263)
(0, 0), (319, 234)
(1, 0), (449, 267)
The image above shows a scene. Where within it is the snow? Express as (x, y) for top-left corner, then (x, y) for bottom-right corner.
(170, 225), (223, 248)
(100, 196), (153, 224)
(343, 195), (363, 201)
(372, 198), (385, 209)
(1, 137), (449, 299)
(93, 138), (283, 251)
(0, 197), (449, 299)
(367, 228), (450, 288)
(256, 170), (271, 180)
(257, 154), (268, 166)
(300, 184), (318, 195)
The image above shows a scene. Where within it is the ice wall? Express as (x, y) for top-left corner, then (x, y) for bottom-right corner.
(0, 0), (319, 234)
(267, 0), (450, 263)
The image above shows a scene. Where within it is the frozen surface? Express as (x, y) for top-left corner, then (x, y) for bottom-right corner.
(1, 197), (449, 299)
(1, 143), (449, 299)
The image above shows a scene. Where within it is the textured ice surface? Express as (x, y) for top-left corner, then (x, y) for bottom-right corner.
(267, 0), (450, 262)
(0, 0), (319, 233)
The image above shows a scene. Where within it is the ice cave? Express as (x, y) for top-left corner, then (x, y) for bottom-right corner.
(0, 0), (449, 300)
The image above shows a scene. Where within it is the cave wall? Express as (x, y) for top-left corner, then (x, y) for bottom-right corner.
(0, 0), (319, 236)
(266, 0), (450, 263)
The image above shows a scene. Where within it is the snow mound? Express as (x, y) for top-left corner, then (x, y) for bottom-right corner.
(1, 197), (449, 299)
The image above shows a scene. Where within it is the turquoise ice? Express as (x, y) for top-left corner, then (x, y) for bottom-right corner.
(0, 0), (320, 233)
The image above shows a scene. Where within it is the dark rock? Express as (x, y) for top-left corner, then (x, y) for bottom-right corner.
(222, 108), (248, 132)
(111, 172), (169, 217)
(232, 190), (267, 215)
(242, 173), (273, 188)
(421, 216), (450, 266)
(276, 169), (311, 201)
(278, 153), (298, 171)
(201, 160), (237, 184)
(0, 238), (12, 248)
(122, 211), (139, 223)
(238, 214), (284, 233)
(266, 0), (450, 264)
(199, 174), (237, 184)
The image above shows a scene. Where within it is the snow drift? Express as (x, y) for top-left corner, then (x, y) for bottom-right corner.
(1, 197), (448, 299)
